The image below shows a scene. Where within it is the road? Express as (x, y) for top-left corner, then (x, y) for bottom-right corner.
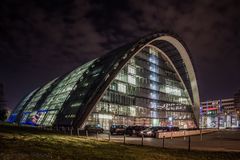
(89, 129), (240, 152)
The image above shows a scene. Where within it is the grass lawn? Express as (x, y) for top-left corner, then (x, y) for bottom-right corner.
(0, 124), (240, 160)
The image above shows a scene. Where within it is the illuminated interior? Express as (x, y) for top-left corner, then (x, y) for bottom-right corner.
(85, 46), (196, 129)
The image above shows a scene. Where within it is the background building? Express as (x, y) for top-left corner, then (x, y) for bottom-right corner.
(234, 90), (240, 110)
(200, 92), (240, 128)
(8, 32), (200, 130)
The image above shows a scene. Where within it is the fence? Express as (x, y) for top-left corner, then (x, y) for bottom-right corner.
(157, 129), (218, 139)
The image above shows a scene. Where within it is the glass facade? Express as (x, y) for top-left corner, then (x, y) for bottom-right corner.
(34, 60), (95, 126)
(7, 88), (38, 123)
(8, 33), (199, 129)
(85, 46), (196, 129)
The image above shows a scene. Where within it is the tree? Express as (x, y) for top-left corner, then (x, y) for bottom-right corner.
(0, 83), (7, 121)
(0, 108), (7, 121)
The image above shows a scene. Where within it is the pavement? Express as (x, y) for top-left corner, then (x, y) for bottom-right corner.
(88, 129), (240, 152)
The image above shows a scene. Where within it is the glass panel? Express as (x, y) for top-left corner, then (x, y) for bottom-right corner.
(35, 60), (95, 126)
(11, 88), (38, 115)
(85, 46), (196, 130)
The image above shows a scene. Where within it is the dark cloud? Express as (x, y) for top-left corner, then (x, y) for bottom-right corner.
(0, 0), (240, 109)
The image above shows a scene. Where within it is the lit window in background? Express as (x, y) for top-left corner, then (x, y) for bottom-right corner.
(179, 97), (188, 104)
(150, 83), (157, 91)
(150, 92), (157, 99)
(98, 114), (113, 119)
(149, 65), (158, 73)
(128, 75), (136, 85)
(165, 86), (181, 96)
(149, 56), (159, 65)
(128, 65), (136, 74)
(151, 111), (158, 118)
(150, 74), (158, 82)
(152, 118), (159, 126)
(117, 83), (126, 93)
(149, 47), (158, 56)
(150, 101), (157, 108)
(129, 106), (136, 116)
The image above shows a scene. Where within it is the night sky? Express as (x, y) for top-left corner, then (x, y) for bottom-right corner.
(0, 0), (240, 110)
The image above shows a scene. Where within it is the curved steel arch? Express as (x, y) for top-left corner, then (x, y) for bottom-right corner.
(69, 32), (200, 129)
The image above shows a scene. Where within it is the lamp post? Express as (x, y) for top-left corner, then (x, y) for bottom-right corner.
(224, 112), (227, 128)
(237, 110), (240, 127)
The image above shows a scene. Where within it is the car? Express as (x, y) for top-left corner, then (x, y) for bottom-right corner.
(166, 126), (180, 132)
(125, 126), (148, 136)
(138, 126), (166, 137)
(110, 125), (127, 135)
(84, 124), (104, 133)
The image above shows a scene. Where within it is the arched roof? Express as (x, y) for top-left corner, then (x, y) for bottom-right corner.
(55, 32), (200, 128)
(10, 32), (200, 128)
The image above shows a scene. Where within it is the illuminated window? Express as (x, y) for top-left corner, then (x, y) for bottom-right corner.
(110, 83), (117, 91)
(150, 74), (158, 82)
(128, 65), (136, 74)
(150, 83), (157, 90)
(152, 118), (159, 126)
(117, 83), (126, 93)
(149, 56), (159, 65)
(149, 65), (158, 73)
(115, 72), (127, 82)
(129, 58), (135, 64)
(149, 47), (158, 57)
(165, 86), (181, 96)
(99, 114), (113, 119)
(150, 102), (157, 108)
(179, 97), (189, 104)
(150, 92), (157, 99)
(128, 75), (136, 85)
(129, 107), (136, 116)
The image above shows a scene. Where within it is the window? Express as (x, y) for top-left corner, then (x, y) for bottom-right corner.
(117, 83), (126, 93)
(115, 73), (127, 82)
(129, 107), (136, 116)
(128, 75), (136, 85)
(149, 74), (158, 82)
(150, 102), (157, 108)
(150, 92), (157, 99)
(152, 118), (159, 126)
(165, 86), (181, 96)
(128, 65), (136, 74)
(129, 58), (135, 64)
(110, 83), (117, 91)
(149, 55), (159, 65)
(149, 47), (158, 57)
(150, 83), (158, 91)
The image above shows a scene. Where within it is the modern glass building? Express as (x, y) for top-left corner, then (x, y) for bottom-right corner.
(8, 32), (200, 130)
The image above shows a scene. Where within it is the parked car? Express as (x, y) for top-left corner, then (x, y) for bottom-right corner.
(110, 125), (127, 135)
(138, 126), (166, 137)
(84, 124), (104, 133)
(166, 126), (180, 132)
(125, 126), (148, 136)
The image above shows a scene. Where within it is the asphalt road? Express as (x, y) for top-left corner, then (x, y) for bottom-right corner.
(91, 129), (240, 152)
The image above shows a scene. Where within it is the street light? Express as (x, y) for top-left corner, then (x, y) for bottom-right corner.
(237, 110), (240, 127)
(224, 112), (227, 128)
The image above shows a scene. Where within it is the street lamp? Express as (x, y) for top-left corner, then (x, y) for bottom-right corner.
(224, 112), (227, 128)
(237, 110), (240, 127)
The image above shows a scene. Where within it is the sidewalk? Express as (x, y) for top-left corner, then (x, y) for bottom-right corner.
(157, 129), (218, 138)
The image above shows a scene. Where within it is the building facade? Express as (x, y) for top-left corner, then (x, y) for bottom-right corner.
(200, 96), (240, 128)
(8, 32), (200, 130)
